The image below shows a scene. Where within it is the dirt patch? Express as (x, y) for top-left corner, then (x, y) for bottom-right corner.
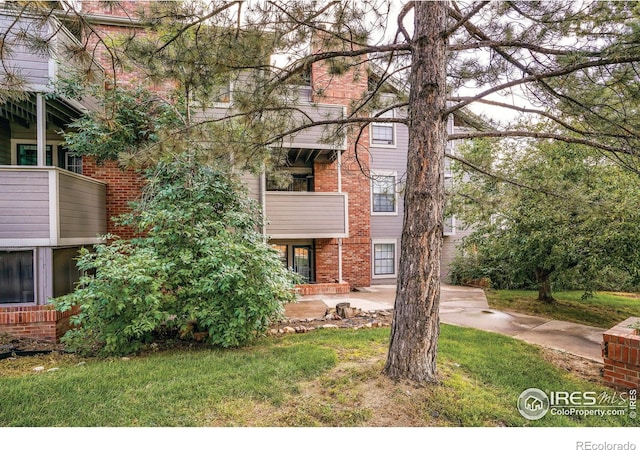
(540, 347), (604, 384)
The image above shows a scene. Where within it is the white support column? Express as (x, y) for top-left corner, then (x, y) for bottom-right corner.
(36, 93), (47, 167)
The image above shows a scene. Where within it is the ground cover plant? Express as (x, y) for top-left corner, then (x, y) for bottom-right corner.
(0, 326), (634, 427)
(486, 290), (640, 329)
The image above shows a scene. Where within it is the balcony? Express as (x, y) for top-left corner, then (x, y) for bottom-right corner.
(0, 9), (103, 115)
(265, 192), (348, 239)
(0, 167), (106, 247)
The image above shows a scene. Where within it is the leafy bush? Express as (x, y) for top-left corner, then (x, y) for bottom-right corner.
(55, 155), (297, 355)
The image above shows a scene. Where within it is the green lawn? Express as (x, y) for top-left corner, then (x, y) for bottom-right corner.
(0, 325), (635, 427)
(486, 290), (640, 329)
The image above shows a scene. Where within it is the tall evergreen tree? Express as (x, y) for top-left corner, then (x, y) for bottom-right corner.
(3, 1), (640, 381)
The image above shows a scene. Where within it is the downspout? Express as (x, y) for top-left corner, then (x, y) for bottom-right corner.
(36, 94), (46, 167)
(337, 150), (343, 283)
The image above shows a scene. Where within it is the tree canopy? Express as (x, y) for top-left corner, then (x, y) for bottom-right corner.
(450, 137), (640, 302)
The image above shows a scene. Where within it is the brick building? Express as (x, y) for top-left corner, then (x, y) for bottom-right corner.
(0, 3), (466, 340)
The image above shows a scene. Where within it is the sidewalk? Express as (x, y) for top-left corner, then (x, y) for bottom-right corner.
(285, 284), (605, 362)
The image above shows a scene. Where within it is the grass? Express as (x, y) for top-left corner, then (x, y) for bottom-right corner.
(0, 325), (636, 427)
(486, 290), (640, 329)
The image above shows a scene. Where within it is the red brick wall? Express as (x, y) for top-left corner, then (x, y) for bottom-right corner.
(602, 318), (640, 390)
(83, 158), (145, 239)
(310, 33), (371, 288)
(79, 5), (163, 239)
(0, 306), (78, 342)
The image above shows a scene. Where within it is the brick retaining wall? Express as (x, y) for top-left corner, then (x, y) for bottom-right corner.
(295, 282), (351, 296)
(0, 306), (77, 342)
(602, 317), (640, 390)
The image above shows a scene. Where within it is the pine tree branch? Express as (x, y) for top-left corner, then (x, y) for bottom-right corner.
(448, 130), (637, 156)
(445, 151), (567, 199)
(444, 1), (490, 39)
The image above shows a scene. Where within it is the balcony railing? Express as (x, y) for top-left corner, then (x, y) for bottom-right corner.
(265, 191), (348, 239)
(0, 167), (106, 246)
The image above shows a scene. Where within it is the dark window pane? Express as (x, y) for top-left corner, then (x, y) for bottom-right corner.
(0, 250), (34, 303)
(17, 144), (53, 166)
(372, 175), (396, 212)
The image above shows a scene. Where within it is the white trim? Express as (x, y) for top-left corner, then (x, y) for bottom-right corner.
(337, 150), (342, 193)
(12, 139), (62, 167)
(371, 239), (398, 279)
(338, 238), (343, 283)
(370, 170), (398, 216)
(268, 233), (348, 239)
(58, 237), (105, 246)
(48, 170), (59, 246)
(370, 109), (397, 148)
(443, 216), (457, 236)
(0, 239), (53, 247)
(0, 164), (105, 186)
(48, 20), (58, 83)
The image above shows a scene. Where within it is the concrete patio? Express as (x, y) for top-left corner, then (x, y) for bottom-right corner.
(285, 284), (605, 362)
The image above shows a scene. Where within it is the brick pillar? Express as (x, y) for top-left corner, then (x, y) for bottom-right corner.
(310, 32), (371, 288)
(602, 317), (640, 390)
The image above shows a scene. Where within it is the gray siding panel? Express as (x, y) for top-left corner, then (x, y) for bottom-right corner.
(441, 227), (474, 282)
(0, 15), (50, 88)
(58, 172), (107, 239)
(0, 171), (50, 238)
(239, 173), (260, 202)
(266, 192), (347, 237)
(284, 103), (345, 150)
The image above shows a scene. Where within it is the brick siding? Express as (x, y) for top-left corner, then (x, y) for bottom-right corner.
(310, 32), (372, 288)
(602, 317), (640, 390)
(0, 306), (78, 342)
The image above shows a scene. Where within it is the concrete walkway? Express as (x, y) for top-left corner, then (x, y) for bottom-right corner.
(285, 284), (605, 362)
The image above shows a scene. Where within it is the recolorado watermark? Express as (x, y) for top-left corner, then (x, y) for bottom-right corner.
(576, 442), (636, 450)
(517, 387), (637, 420)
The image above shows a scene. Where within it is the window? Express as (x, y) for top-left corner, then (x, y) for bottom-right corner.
(271, 244), (288, 267)
(372, 174), (396, 213)
(373, 242), (396, 277)
(0, 250), (34, 304)
(211, 80), (232, 104)
(17, 144), (53, 166)
(62, 149), (83, 174)
(266, 173), (312, 192)
(371, 110), (395, 146)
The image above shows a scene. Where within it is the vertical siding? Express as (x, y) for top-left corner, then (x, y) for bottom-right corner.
(58, 172), (107, 239)
(0, 170), (50, 239)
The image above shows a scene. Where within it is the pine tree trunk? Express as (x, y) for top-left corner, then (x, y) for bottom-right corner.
(383, 2), (447, 383)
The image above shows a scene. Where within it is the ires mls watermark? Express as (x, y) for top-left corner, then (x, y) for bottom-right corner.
(517, 387), (637, 420)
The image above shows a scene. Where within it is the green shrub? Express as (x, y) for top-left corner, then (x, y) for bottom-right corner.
(55, 155), (297, 355)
